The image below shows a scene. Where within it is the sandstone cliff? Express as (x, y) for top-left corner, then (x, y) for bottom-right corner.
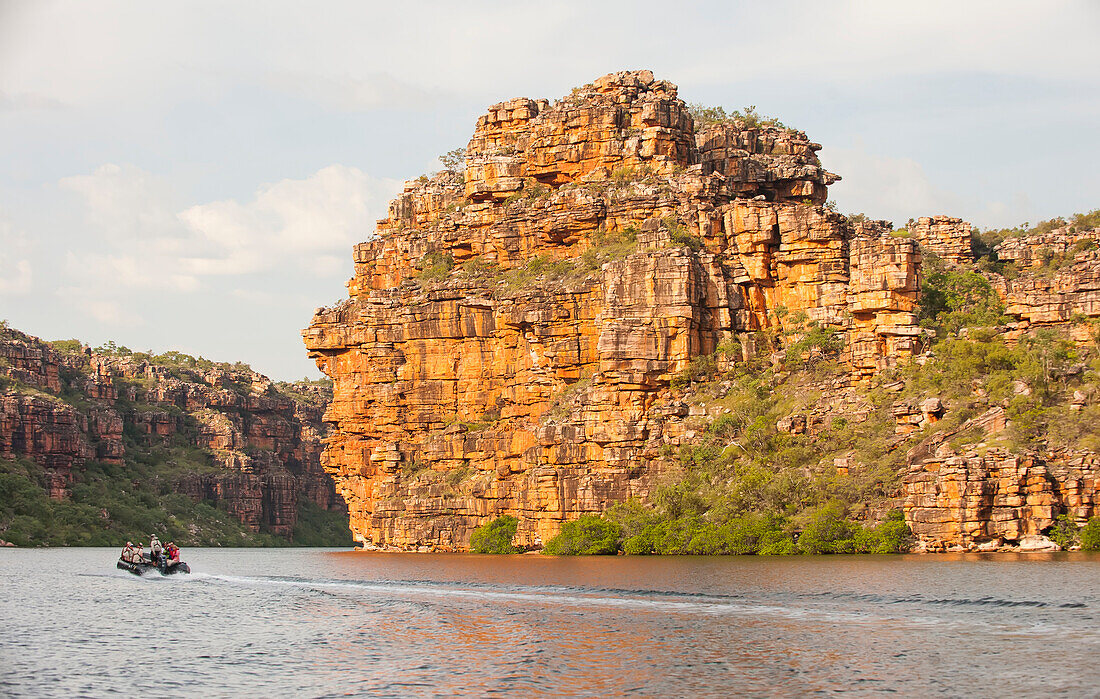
(305, 71), (1100, 553)
(304, 71), (928, 550)
(0, 325), (345, 545)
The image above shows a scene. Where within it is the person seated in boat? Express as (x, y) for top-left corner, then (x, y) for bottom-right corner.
(133, 543), (146, 563)
(149, 535), (164, 565)
(165, 542), (180, 563)
(121, 541), (135, 563)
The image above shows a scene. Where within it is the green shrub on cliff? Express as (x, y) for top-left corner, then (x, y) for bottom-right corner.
(795, 502), (858, 554)
(920, 257), (1007, 334)
(1049, 515), (1081, 548)
(664, 217), (704, 251)
(687, 103), (788, 131)
(852, 511), (911, 553)
(469, 515), (519, 554)
(1081, 518), (1100, 551)
(416, 251), (455, 281)
(0, 456), (290, 547)
(542, 515), (621, 555)
(784, 324), (844, 366)
(292, 501), (355, 547)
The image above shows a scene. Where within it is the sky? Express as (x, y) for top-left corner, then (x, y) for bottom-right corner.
(1, 1), (1098, 380)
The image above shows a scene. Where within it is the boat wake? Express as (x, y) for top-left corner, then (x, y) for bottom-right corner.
(185, 572), (1086, 636)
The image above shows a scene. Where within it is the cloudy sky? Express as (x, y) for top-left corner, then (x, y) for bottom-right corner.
(1, 1), (1098, 379)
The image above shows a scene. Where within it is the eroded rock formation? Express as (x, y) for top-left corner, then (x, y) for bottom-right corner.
(1, 327), (341, 537)
(305, 71), (929, 550)
(997, 226), (1100, 327)
(896, 220), (1100, 549)
(910, 216), (973, 266)
(905, 449), (1100, 551)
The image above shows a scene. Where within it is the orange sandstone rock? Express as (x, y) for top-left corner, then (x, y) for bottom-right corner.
(904, 449), (1100, 550)
(910, 216), (973, 266)
(304, 71), (926, 550)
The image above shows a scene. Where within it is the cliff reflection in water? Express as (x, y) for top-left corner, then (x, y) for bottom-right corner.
(2, 548), (1099, 697)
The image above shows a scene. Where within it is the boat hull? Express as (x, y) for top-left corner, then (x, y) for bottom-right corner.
(116, 558), (190, 576)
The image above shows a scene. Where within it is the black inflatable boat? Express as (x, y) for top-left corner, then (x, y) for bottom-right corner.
(117, 556), (191, 576)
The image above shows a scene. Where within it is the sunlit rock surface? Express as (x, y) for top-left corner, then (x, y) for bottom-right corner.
(304, 71), (931, 550)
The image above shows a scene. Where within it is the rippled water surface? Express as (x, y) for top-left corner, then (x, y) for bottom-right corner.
(2, 549), (1099, 697)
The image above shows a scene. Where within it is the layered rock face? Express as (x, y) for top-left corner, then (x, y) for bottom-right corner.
(996, 226), (1100, 327)
(0, 394), (91, 498)
(910, 216), (973, 266)
(1, 327), (341, 537)
(304, 71), (927, 550)
(905, 450), (1100, 550)
(893, 220), (1100, 549)
(996, 226), (1100, 269)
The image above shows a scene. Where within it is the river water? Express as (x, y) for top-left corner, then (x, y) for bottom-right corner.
(1, 548), (1098, 697)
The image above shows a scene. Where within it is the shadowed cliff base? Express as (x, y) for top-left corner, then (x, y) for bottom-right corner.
(298, 70), (1100, 553)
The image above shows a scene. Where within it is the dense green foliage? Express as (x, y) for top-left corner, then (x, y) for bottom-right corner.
(920, 255), (1007, 334)
(542, 515), (621, 555)
(292, 501), (356, 547)
(469, 515), (519, 554)
(1049, 515), (1082, 548)
(537, 504), (911, 557)
(0, 454), (350, 548)
(1054, 515), (1100, 550)
(1081, 518), (1100, 551)
(911, 252), (1100, 454)
(0, 456), (287, 547)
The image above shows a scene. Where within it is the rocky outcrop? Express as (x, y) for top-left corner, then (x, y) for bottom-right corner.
(996, 226), (1100, 269)
(904, 449), (1100, 550)
(304, 71), (926, 550)
(910, 215), (973, 266)
(0, 335), (62, 393)
(994, 226), (1100, 327)
(0, 326), (342, 537)
(0, 394), (91, 498)
(1000, 252), (1100, 326)
(892, 398), (944, 436)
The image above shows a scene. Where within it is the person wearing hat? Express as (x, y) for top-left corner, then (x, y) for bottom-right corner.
(133, 542), (146, 564)
(121, 541), (135, 563)
(149, 535), (164, 566)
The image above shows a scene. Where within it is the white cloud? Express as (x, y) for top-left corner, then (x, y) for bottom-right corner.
(822, 144), (965, 225)
(0, 91), (65, 111)
(59, 164), (185, 243)
(0, 259), (32, 295)
(265, 71), (444, 112)
(52, 287), (133, 326)
(54, 162), (400, 326)
(62, 251), (198, 293)
(682, 1), (1100, 87)
(4, 1), (1097, 379)
(0, 214), (33, 295)
(822, 144), (1036, 229)
(178, 164), (401, 275)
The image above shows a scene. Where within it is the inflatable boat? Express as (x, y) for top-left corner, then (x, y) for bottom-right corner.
(117, 556), (191, 576)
